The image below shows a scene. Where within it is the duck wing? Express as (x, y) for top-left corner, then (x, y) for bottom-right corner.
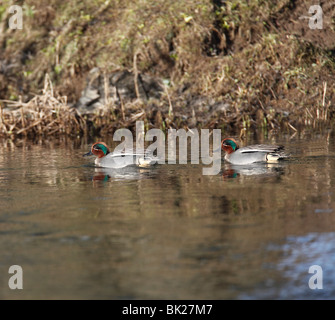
(111, 148), (154, 157)
(239, 144), (284, 153)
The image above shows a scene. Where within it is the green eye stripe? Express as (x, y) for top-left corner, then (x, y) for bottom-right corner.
(94, 144), (108, 155)
(226, 140), (237, 151)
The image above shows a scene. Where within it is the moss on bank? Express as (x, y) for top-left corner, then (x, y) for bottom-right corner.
(0, 0), (334, 138)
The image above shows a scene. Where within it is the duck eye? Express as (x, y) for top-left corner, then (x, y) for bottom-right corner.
(92, 144), (109, 155)
(93, 144), (104, 151)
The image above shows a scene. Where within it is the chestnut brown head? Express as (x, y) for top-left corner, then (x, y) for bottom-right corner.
(83, 142), (110, 159)
(221, 138), (239, 154)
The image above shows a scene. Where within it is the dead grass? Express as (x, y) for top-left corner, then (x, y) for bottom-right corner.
(0, 71), (332, 138)
(0, 0), (335, 138)
(0, 74), (86, 137)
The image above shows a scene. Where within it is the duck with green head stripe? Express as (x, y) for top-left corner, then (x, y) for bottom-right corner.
(220, 138), (288, 165)
(83, 142), (156, 168)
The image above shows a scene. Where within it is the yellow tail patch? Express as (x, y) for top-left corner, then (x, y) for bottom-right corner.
(137, 157), (155, 167)
(266, 154), (280, 163)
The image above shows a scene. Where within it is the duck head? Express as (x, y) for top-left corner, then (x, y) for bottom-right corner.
(221, 138), (239, 154)
(83, 142), (110, 158)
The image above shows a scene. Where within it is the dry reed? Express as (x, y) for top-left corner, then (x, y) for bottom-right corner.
(0, 75), (87, 138)
(0, 74), (333, 139)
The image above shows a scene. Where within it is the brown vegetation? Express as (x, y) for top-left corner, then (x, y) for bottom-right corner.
(0, 0), (334, 138)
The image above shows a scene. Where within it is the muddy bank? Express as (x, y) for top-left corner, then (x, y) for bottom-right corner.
(0, 0), (334, 138)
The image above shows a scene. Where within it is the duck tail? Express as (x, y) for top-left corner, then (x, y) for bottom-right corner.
(266, 151), (289, 163)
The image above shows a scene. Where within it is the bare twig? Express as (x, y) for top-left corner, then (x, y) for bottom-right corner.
(288, 122), (297, 132)
(133, 51), (141, 100)
(322, 81), (327, 120)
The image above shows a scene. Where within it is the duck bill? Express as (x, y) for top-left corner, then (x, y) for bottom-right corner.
(83, 150), (93, 157)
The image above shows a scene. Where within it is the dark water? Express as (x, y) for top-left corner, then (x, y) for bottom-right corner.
(0, 131), (335, 299)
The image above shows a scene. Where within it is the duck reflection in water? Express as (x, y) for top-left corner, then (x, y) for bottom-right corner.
(91, 166), (154, 182)
(221, 162), (286, 180)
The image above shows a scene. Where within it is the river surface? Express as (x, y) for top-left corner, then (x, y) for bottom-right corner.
(0, 130), (335, 299)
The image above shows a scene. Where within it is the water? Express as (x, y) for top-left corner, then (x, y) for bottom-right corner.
(0, 131), (335, 299)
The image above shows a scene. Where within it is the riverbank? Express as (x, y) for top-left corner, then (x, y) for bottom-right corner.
(0, 0), (334, 138)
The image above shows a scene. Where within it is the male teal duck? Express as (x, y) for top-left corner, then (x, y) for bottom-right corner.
(83, 142), (156, 168)
(221, 138), (288, 165)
